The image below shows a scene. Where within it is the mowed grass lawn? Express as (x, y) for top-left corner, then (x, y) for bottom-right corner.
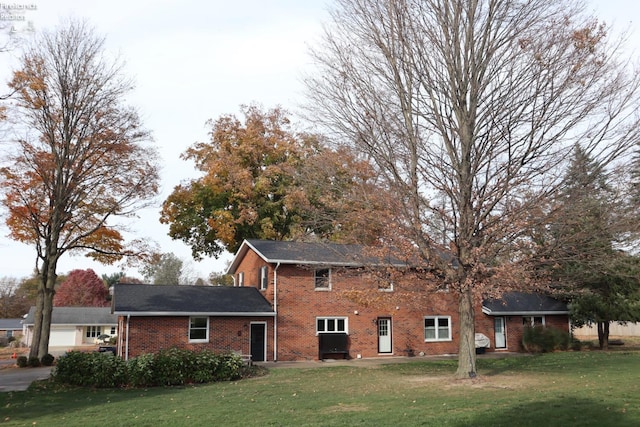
(2, 351), (639, 427)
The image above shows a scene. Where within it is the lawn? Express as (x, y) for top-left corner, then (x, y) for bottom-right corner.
(1, 351), (639, 426)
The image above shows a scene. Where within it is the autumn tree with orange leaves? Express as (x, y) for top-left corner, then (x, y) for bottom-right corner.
(306, 0), (640, 378)
(161, 105), (392, 259)
(0, 21), (160, 359)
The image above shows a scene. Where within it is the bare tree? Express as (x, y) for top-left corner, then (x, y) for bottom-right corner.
(305, 0), (640, 378)
(1, 20), (160, 358)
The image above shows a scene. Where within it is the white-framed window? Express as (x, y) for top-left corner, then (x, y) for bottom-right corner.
(315, 268), (331, 290)
(260, 266), (268, 290)
(110, 326), (116, 335)
(237, 271), (244, 287)
(424, 316), (452, 342)
(523, 316), (545, 327)
(86, 326), (102, 339)
(316, 317), (348, 334)
(189, 316), (209, 342)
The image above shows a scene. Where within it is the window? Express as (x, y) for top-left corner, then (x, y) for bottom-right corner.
(189, 317), (209, 342)
(315, 268), (331, 290)
(110, 326), (116, 335)
(316, 317), (348, 334)
(424, 316), (451, 341)
(86, 326), (102, 339)
(237, 272), (244, 287)
(523, 316), (545, 327)
(260, 266), (268, 290)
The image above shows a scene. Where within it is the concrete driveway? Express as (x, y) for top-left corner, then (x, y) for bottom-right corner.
(0, 361), (53, 392)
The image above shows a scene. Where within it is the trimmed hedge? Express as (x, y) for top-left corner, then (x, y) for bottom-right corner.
(53, 348), (245, 388)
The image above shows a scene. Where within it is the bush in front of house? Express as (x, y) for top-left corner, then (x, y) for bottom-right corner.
(27, 356), (41, 367)
(53, 348), (245, 388)
(40, 353), (55, 366)
(522, 326), (572, 353)
(16, 355), (28, 368)
(127, 352), (155, 387)
(53, 351), (128, 387)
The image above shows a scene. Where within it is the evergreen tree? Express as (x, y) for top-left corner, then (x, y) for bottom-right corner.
(552, 146), (640, 349)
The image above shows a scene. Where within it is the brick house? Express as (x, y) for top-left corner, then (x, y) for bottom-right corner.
(226, 239), (570, 361)
(112, 284), (275, 360)
(111, 240), (569, 362)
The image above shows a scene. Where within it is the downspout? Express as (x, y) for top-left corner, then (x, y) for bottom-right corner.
(125, 314), (130, 361)
(273, 262), (280, 362)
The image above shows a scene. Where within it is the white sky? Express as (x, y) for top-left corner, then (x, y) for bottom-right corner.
(1, 0), (639, 282)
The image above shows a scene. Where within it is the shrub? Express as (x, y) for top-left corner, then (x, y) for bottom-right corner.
(522, 326), (573, 353)
(41, 353), (55, 366)
(53, 351), (127, 388)
(28, 356), (41, 367)
(52, 348), (249, 388)
(16, 355), (28, 368)
(127, 353), (155, 387)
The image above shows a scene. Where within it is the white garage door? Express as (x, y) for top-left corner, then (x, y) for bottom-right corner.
(49, 327), (77, 347)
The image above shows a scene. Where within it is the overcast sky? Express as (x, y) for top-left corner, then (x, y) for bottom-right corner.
(1, 0), (639, 282)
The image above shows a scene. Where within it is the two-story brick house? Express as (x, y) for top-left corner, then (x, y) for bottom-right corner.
(227, 239), (570, 361)
(111, 239), (570, 362)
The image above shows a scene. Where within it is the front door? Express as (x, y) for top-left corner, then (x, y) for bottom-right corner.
(494, 317), (506, 349)
(250, 323), (266, 362)
(378, 317), (392, 353)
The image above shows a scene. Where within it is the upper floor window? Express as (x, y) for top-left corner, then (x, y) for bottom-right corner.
(424, 316), (451, 342)
(189, 316), (209, 342)
(315, 268), (331, 290)
(260, 266), (268, 290)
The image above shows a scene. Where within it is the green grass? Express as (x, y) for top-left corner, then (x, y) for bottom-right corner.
(2, 351), (640, 426)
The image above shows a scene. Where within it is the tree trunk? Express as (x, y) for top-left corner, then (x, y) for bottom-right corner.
(455, 286), (476, 378)
(28, 289), (44, 359)
(37, 259), (58, 358)
(597, 321), (610, 350)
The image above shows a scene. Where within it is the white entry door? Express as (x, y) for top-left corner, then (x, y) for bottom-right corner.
(494, 317), (506, 348)
(378, 318), (392, 353)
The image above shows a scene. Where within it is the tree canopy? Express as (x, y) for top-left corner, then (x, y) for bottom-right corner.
(161, 104), (392, 259)
(1, 20), (160, 358)
(305, 0), (640, 377)
(53, 269), (110, 307)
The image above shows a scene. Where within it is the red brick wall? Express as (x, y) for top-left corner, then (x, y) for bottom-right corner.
(120, 316), (274, 360)
(234, 249), (475, 361)
(475, 314), (570, 352)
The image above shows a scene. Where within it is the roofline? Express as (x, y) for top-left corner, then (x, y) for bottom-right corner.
(22, 322), (116, 326)
(482, 307), (568, 316)
(227, 239), (406, 274)
(113, 311), (276, 317)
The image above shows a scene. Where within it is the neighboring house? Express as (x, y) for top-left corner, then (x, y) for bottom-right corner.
(112, 284), (275, 361)
(225, 239), (570, 361)
(0, 318), (23, 345)
(22, 307), (117, 349)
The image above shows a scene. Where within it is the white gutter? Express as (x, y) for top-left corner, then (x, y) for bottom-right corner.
(273, 262), (280, 362)
(125, 314), (130, 361)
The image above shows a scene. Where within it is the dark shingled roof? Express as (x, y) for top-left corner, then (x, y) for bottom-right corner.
(482, 292), (568, 315)
(228, 239), (405, 274)
(23, 307), (116, 325)
(0, 318), (23, 330)
(112, 284), (275, 316)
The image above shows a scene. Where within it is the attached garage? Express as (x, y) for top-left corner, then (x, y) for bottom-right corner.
(48, 326), (78, 347)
